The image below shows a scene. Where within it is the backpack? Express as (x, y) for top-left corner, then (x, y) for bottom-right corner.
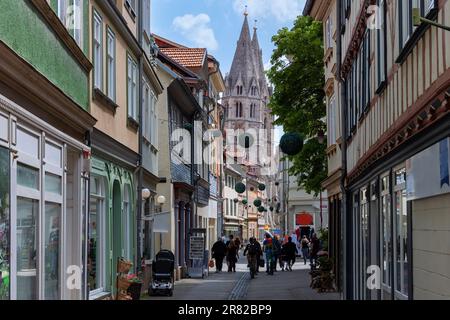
(247, 243), (258, 256)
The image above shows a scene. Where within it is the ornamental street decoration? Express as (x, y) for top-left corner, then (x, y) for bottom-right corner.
(280, 132), (303, 156)
(253, 199), (262, 207)
(258, 183), (266, 191)
(235, 182), (246, 194)
(258, 206), (265, 213)
(242, 199), (248, 205)
(269, 206), (274, 211)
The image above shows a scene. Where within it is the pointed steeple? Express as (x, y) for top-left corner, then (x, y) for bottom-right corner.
(228, 14), (256, 92)
(251, 21), (268, 95)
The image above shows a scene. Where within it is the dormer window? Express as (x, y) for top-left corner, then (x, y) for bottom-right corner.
(236, 85), (243, 95)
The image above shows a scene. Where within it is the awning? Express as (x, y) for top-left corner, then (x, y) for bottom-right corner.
(296, 212), (314, 226)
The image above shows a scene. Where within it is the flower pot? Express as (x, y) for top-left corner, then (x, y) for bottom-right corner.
(127, 282), (142, 300)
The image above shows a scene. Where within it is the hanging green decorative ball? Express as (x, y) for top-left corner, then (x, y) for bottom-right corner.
(280, 132), (303, 156)
(253, 199), (262, 207)
(235, 182), (246, 194)
(258, 183), (266, 191)
(233, 198), (239, 203)
(258, 206), (265, 213)
(242, 199), (248, 205)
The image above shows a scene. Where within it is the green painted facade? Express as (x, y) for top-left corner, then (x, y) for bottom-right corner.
(91, 156), (136, 294)
(0, 0), (89, 109)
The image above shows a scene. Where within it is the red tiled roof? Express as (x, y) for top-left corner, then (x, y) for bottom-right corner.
(159, 47), (206, 68)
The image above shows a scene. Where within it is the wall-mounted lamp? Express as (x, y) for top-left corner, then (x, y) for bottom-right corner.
(142, 188), (151, 200)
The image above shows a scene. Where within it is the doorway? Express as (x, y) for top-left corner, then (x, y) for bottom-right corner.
(111, 180), (122, 293)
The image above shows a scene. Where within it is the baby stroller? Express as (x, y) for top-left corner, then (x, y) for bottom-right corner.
(149, 250), (175, 297)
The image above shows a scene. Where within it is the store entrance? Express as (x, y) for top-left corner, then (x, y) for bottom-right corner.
(112, 180), (122, 294)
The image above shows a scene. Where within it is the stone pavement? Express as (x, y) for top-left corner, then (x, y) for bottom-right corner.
(143, 252), (340, 300)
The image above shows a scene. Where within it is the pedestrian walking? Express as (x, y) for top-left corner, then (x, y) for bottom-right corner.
(243, 237), (259, 279)
(263, 233), (275, 275)
(273, 235), (282, 272)
(234, 237), (241, 259)
(301, 235), (310, 265)
(309, 233), (320, 267)
(282, 237), (298, 271)
(211, 237), (227, 273)
(226, 236), (238, 272)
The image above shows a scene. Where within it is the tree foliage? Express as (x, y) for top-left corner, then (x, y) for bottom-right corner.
(267, 15), (327, 196)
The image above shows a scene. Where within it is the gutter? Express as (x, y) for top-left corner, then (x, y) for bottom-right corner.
(336, 0), (349, 300)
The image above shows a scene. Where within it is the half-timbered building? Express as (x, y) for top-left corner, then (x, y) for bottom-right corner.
(306, 0), (450, 300)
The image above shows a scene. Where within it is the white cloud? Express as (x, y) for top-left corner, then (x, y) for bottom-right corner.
(172, 13), (219, 51)
(233, 0), (303, 23)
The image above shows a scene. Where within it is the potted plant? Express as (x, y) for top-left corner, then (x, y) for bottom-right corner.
(126, 273), (143, 300)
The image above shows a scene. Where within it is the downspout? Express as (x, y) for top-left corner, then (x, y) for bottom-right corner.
(137, 0), (144, 272)
(337, 0), (349, 300)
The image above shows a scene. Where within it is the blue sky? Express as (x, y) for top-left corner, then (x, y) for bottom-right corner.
(152, 0), (306, 75)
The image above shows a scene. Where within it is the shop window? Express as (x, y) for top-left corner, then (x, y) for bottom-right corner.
(0, 147), (10, 300)
(44, 203), (61, 300)
(17, 163), (40, 190)
(88, 176), (106, 295)
(16, 197), (38, 300)
(380, 174), (392, 298)
(394, 167), (408, 299)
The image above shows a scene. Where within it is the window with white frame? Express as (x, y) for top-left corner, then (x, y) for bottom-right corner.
(126, 0), (137, 13)
(328, 95), (336, 145)
(143, 0), (151, 36)
(106, 27), (116, 102)
(127, 55), (138, 121)
(376, 0), (386, 90)
(398, 0), (437, 51)
(93, 11), (103, 90)
(143, 80), (158, 147)
(56, 0), (83, 46)
(393, 167), (408, 299)
(325, 15), (333, 49)
(88, 175), (106, 295)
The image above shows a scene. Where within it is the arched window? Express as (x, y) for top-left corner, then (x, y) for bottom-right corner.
(235, 102), (243, 118)
(250, 103), (256, 118)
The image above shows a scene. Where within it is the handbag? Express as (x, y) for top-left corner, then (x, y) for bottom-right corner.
(259, 258), (265, 268)
(208, 259), (215, 268)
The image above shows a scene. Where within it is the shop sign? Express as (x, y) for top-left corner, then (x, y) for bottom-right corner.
(189, 236), (205, 260)
(406, 138), (450, 200)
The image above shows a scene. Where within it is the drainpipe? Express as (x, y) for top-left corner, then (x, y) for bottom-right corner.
(337, 0), (349, 300)
(137, 0), (144, 273)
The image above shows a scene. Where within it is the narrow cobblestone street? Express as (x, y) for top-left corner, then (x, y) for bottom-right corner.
(144, 252), (340, 300)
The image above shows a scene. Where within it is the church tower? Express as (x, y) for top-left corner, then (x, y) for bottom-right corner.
(223, 13), (274, 176)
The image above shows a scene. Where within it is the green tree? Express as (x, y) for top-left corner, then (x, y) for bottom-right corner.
(267, 15), (327, 196)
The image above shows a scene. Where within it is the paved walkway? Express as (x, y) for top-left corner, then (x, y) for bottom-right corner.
(143, 252), (340, 300)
